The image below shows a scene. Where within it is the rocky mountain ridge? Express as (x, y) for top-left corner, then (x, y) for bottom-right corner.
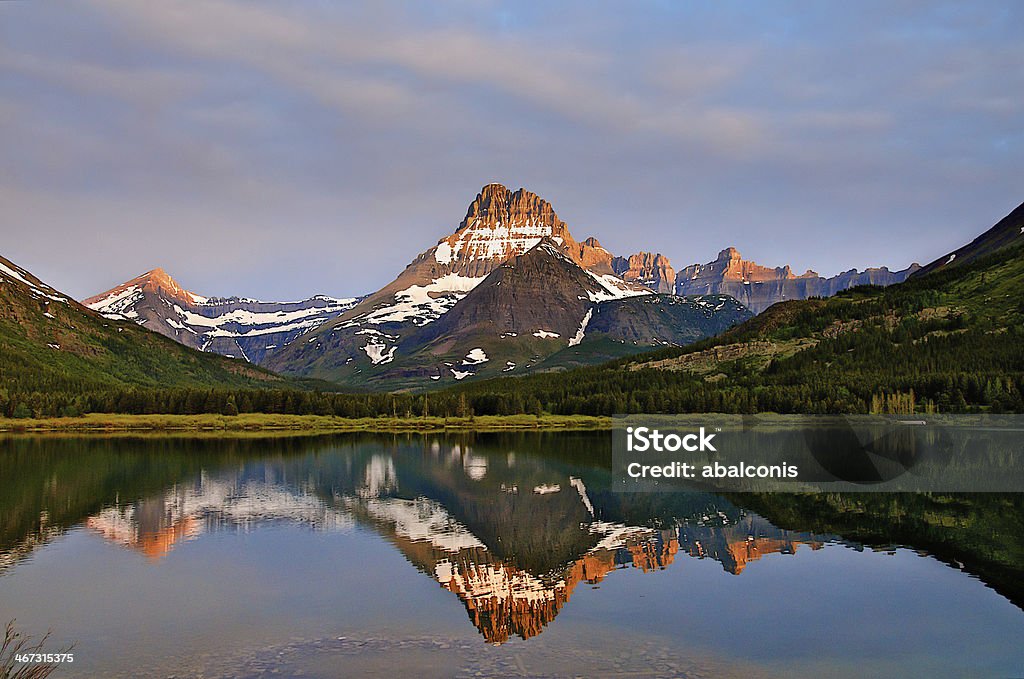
(612, 252), (676, 293)
(79, 182), (929, 384)
(674, 247), (920, 313)
(606, 246), (919, 314)
(85, 269), (359, 364)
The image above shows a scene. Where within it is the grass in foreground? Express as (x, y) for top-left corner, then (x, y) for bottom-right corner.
(0, 412), (611, 435)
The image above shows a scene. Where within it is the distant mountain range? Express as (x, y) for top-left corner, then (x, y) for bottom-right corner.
(8, 181), (958, 392)
(674, 247), (919, 314)
(493, 198), (1024, 417)
(85, 268), (358, 365)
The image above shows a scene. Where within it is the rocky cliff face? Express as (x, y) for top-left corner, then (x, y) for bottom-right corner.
(391, 183), (616, 290)
(675, 247), (920, 313)
(85, 269), (358, 365)
(612, 252), (676, 293)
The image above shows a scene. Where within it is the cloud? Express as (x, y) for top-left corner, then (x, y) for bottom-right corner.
(0, 0), (1020, 300)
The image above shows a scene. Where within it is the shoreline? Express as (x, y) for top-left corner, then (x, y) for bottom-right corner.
(0, 412), (612, 436)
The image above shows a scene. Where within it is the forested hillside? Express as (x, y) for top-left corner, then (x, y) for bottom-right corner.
(0, 254), (287, 418)
(448, 237), (1024, 415)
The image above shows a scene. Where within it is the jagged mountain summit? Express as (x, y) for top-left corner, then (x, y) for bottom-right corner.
(674, 247), (920, 313)
(265, 185), (749, 386)
(612, 252), (676, 293)
(85, 269), (358, 365)
(310, 183), (637, 331)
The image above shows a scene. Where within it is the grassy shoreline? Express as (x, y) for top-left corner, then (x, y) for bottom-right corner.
(0, 412), (611, 435)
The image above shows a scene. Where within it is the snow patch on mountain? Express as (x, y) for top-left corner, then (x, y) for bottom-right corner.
(85, 269), (359, 364)
(568, 308), (593, 347)
(362, 273), (485, 326)
(442, 218), (553, 265)
(0, 261), (69, 304)
(363, 342), (396, 365)
(463, 348), (488, 364)
(86, 285), (143, 318)
(584, 270), (652, 302)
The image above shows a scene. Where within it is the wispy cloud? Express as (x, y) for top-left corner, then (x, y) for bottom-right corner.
(0, 0), (1020, 299)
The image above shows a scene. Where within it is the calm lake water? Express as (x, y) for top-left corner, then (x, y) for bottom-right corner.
(1, 432), (1023, 678)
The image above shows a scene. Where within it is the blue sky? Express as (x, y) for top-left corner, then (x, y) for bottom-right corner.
(1, 0), (1021, 300)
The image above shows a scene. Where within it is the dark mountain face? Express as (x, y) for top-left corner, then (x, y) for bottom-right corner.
(413, 240), (612, 345)
(585, 294), (751, 345)
(914, 200), (1024, 277)
(84, 269), (358, 365)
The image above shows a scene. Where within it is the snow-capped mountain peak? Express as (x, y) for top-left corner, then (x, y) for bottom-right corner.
(263, 184), (653, 380)
(85, 269), (359, 364)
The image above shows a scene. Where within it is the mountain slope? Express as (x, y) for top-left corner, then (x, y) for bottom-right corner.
(536, 293), (752, 371)
(85, 268), (358, 364)
(914, 200), (1024, 277)
(0, 254), (284, 414)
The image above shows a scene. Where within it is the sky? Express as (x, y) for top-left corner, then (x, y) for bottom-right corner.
(1, 0), (1021, 301)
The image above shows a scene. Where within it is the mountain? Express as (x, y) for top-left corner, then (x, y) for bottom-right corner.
(454, 200), (1024, 415)
(404, 239), (748, 383)
(84, 268), (358, 365)
(611, 252), (676, 293)
(415, 239), (638, 345)
(265, 184), (747, 386)
(268, 216), (749, 388)
(0, 254), (283, 412)
(675, 247), (920, 313)
(914, 200), (1024, 277)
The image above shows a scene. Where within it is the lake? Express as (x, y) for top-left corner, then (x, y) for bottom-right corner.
(1, 432), (1023, 678)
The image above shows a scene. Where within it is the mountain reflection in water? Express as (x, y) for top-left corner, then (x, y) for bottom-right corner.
(50, 438), (830, 643)
(1, 432), (1022, 649)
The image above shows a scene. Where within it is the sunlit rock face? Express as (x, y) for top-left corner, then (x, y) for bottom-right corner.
(435, 183), (580, 278)
(613, 252), (677, 293)
(423, 527), (680, 644)
(676, 247), (920, 313)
